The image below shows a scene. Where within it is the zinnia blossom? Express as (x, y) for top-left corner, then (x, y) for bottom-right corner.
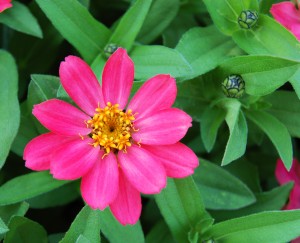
(24, 48), (199, 225)
(0, 0), (12, 13)
(270, 1), (300, 41)
(275, 158), (300, 243)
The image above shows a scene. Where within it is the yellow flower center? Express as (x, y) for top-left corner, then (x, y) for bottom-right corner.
(87, 102), (136, 155)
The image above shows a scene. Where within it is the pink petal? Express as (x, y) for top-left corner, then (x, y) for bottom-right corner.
(118, 145), (166, 194)
(81, 153), (119, 210)
(50, 137), (100, 180)
(24, 133), (69, 171)
(33, 99), (91, 136)
(59, 55), (105, 116)
(275, 159), (300, 185)
(128, 74), (177, 120)
(132, 108), (192, 145)
(143, 142), (199, 178)
(110, 169), (141, 225)
(285, 184), (300, 210)
(0, 0), (12, 13)
(291, 24), (300, 41)
(270, 2), (300, 29)
(102, 48), (134, 109)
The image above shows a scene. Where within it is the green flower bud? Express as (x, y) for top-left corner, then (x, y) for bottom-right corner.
(238, 10), (258, 29)
(222, 74), (245, 98)
(104, 43), (118, 58)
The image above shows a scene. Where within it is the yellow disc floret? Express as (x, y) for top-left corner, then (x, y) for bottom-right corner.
(87, 102), (136, 155)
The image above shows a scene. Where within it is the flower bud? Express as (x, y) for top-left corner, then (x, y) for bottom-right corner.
(238, 10), (258, 29)
(222, 74), (245, 98)
(104, 43), (118, 58)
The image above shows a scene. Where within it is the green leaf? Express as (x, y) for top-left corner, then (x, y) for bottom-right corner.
(99, 208), (144, 243)
(155, 177), (212, 243)
(0, 50), (20, 169)
(220, 99), (247, 165)
(137, 0), (179, 44)
(146, 220), (175, 243)
(0, 218), (8, 235)
(193, 158), (256, 210)
(265, 91), (300, 138)
(0, 172), (70, 206)
(4, 216), (47, 243)
(203, 0), (258, 35)
(210, 183), (293, 222)
(200, 106), (226, 152)
(35, 0), (111, 63)
(0, 202), (29, 225)
(0, 2), (42, 38)
(175, 26), (237, 78)
(130, 45), (192, 80)
(290, 69), (300, 99)
(216, 55), (300, 96)
(60, 206), (101, 243)
(109, 0), (152, 50)
(232, 15), (300, 62)
(204, 210), (300, 243)
(76, 235), (90, 243)
(246, 110), (293, 170)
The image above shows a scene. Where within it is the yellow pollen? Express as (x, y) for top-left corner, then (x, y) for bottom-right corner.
(87, 102), (137, 156)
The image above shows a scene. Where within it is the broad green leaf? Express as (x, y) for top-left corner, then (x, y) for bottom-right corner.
(137, 0), (179, 44)
(246, 110), (293, 170)
(99, 208), (144, 243)
(200, 106), (226, 152)
(0, 172), (70, 206)
(0, 2), (42, 38)
(203, 0), (259, 35)
(146, 220), (175, 243)
(216, 55), (300, 96)
(0, 218), (8, 235)
(35, 0), (111, 63)
(109, 0), (152, 50)
(210, 183), (293, 222)
(27, 74), (60, 133)
(193, 159), (255, 210)
(130, 45), (192, 80)
(204, 210), (300, 243)
(290, 69), (300, 99)
(61, 206), (101, 243)
(220, 99), (247, 165)
(155, 177), (212, 243)
(176, 26), (237, 78)
(0, 202), (29, 225)
(4, 216), (47, 243)
(0, 50), (20, 168)
(27, 182), (79, 208)
(265, 91), (300, 138)
(232, 15), (300, 62)
(76, 235), (90, 243)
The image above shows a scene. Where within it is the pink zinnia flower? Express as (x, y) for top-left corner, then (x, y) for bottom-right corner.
(0, 0), (12, 13)
(24, 48), (198, 225)
(270, 1), (300, 41)
(275, 158), (300, 242)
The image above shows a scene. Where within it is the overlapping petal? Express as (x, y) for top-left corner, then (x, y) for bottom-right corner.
(102, 48), (134, 109)
(110, 169), (142, 225)
(51, 137), (100, 180)
(119, 145), (166, 194)
(0, 0), (12, 13)
(59, 55), (105, 115)
(143, 142), (199, 178)
(128, 74), (176, 120)
(24, 133), (69, 171)
(33, 99), (91, 136)
(275, 159), (300, 185)
(270, 2), (300, 29)
(132, 108), (192, 145)
(81, 153), (119, 210)
(285, 184), (300, 210)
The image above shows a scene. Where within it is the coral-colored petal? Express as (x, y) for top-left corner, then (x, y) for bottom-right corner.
(59, 55), (105, 115)
(143, 142), (199, 178)
(81, 153), (119, 210)
(50, 137), (100, 180)
(270, 2), (300, 29)
(33, 99), (91, 136)
(110, 169), (141, 225)
(285, 184), (300, 210)
(275, 159), (300, 185)
(128, 74), (176, 120)
(0, 0), (12, 13)
(132, 108), (192, 145)
(102, 48), (134, 109)
(24, 133), (69, 171)
(118, 145), (166, 194)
